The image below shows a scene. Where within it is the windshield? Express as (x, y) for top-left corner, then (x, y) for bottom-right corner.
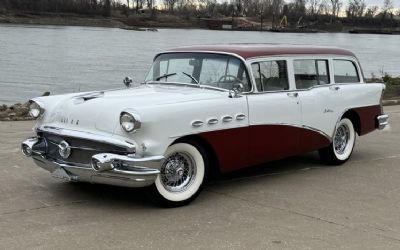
(145, 53), (252, 92)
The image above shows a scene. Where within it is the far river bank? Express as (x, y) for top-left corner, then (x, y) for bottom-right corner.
(1, 12), (399, 34)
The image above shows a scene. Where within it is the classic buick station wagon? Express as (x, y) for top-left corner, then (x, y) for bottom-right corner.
(22, 44), (388, 206)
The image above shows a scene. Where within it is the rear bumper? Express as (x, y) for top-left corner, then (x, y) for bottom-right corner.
(377, 114), (389, 130)
(22, 137), (164, 188)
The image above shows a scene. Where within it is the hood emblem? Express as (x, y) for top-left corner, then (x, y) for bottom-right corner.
(58, 141), (71, 159)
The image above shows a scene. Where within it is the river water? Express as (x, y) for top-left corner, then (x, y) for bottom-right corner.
(0, 24), (399, 105)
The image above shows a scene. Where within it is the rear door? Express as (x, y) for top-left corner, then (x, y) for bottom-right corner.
(294, 58), (340, 152)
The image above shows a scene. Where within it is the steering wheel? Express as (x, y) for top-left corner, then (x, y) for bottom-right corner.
(218, 74), (244, 84)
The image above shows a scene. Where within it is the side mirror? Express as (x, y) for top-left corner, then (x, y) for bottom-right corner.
(123, 77), (133, 88)
(229, 83), (244, 98)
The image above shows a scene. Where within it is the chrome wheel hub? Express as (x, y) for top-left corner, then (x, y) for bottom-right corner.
(160, 152), (196, 192)
(334, 124), (350, 155)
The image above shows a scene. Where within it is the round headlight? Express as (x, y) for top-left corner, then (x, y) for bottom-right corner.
(29, 101), (45, 119)
(120, 112), (141, 132)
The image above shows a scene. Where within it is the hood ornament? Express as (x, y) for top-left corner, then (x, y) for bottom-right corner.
(123, 77), (133, 88)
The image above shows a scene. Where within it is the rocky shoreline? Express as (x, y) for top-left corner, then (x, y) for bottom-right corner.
(0, 102), (32, 121)
(0, 92), (50, 121)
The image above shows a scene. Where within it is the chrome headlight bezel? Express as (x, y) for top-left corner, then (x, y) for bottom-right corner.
(29, 100), (45, 119)
(119, 112), (141, 133)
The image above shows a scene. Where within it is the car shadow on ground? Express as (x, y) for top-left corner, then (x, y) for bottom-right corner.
(48, 151), (331, 208)
(214, 151), (326, 183)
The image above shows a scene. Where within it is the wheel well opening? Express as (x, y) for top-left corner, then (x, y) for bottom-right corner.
(342, 110), (361, 135)
(172, 135), (220, 179)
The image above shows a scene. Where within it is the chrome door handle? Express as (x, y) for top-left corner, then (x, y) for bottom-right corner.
(329, 86), (340, 91)
(287, 92), (298, 98)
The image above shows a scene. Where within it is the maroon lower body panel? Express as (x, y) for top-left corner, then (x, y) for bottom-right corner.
(198, 105), (381, 173)
(199, 125), (330, 173)
(353, 105), (381, 135)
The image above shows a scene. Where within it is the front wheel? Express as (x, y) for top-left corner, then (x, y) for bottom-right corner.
(319, 118), (356, 165)
(147, 141), (208, 207)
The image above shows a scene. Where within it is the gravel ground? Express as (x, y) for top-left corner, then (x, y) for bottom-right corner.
(0, 106), (399, 249)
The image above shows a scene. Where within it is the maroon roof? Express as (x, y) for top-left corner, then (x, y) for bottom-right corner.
(166, 44), (356, 59)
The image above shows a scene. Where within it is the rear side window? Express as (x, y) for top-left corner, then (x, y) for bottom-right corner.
(294, 59), (330, 89)
(251, 60), (289, 92)
(333, 60), (360, 83)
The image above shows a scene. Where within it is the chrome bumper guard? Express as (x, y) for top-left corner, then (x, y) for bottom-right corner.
(22, 137), (164, 188)
(377, 114), (389, 130)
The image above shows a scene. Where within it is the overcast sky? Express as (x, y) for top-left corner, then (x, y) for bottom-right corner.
(367, 0), (399, 5)
(225, 0), (400, 7)
(349, 0), (399, 7)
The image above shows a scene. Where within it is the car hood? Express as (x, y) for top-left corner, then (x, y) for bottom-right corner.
(38, 84), (228, 134)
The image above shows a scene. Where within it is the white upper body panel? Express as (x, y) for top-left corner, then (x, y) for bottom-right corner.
(32, 51), (384, 157)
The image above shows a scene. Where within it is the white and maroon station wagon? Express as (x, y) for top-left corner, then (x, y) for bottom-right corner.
(22, 44), (388, 206)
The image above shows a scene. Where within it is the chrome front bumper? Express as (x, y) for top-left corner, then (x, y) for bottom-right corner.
(21, 137), (164, 188)
(377, 114), (389, 130)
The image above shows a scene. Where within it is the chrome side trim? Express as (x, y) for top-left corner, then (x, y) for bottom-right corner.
(191, 120), (204, 127)
(249, 122), (332, 141)
(222, 115), (233, 123)
(37, 126), (136, 153)
(377, 114), (389, 130)
(207, 118), (219, 125)
(235, 113), (246, 121)
(169, 124), (249, 138)
(301, 125), (332, 142)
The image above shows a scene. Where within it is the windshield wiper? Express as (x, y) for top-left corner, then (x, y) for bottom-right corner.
(182, 72), (199, 85)
(155, 72), (177, 81)
(151, 72), (199, 84)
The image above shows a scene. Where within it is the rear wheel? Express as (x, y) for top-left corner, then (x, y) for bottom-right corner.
(319, 118), (356, 165)
(147, 141), (208, 207)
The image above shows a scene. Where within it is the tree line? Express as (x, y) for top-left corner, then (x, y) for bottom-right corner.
(1, 0), (399, 24)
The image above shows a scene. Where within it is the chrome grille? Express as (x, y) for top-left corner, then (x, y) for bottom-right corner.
(39, 132), (130, 166)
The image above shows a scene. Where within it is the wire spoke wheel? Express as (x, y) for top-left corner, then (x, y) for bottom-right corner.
(333, 123), (350, 155)
(160, 152), (196, 193)
(319, 118), (356, 165)
(150, 142), (208, 207)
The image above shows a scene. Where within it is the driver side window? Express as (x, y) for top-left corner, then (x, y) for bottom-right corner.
(199, 57), (251, 92)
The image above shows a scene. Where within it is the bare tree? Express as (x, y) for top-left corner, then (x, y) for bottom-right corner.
(365, 5), (379, 17)
(308, 0), (321, 15)
(329, 0), (342, 18)
(346, 0), (366, 18)
(381, 0), (393, 19)
(164, 0), (178, 11)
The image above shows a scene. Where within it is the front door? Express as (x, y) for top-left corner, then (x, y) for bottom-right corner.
(246, 59), (302, 167)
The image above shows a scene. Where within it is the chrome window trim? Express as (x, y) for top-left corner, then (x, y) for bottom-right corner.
(249, 59), (291, 93)
(247, 55), (364, 94)
(332, 58), (363, 84)
(148, 52), (363, 95)
(151, 51), (255, 94)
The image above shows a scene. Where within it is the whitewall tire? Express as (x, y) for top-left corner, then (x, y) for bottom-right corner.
(147, 141), (208, 207)
(319, 118), (356, 165)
